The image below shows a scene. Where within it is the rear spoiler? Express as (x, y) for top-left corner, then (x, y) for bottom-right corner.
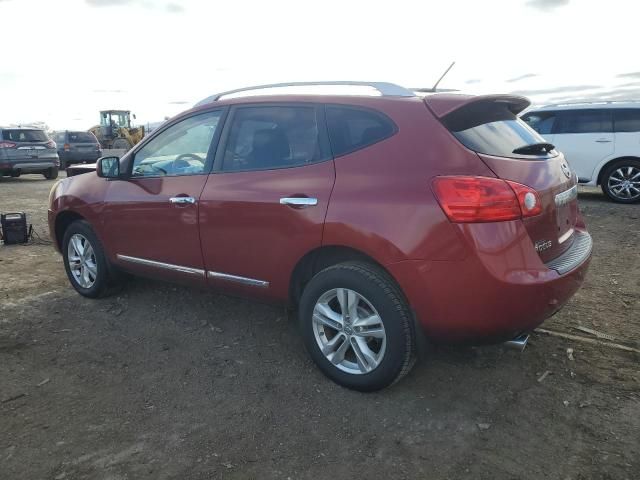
(425, 94), (531, 132)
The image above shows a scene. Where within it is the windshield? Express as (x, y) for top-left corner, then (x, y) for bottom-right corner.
(2, 129), (49, 142)
(101, 112), (130, 128)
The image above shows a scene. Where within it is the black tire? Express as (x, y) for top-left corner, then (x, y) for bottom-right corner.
(62, 220), (118, 298)
(44, 167), (59, 180)
(10, 171), (20, 178)
(112, 138), (132, 150)
(600, 159), (640, 204)
(299, 262), (415, 391)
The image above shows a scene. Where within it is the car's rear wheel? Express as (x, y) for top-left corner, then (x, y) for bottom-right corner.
(62, 220), (118, 298)
(44, 167), (58, 180)
(10, 171), (20, 178)
(299, 262), (415, 391)
(601, 159), (640, 203)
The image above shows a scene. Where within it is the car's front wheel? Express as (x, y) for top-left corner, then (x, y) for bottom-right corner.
(62, 220), (117, 298)
(601, 159), (640, 203)
(299, 262), (416, 391)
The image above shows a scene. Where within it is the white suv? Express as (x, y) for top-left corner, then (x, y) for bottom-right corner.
(521, 102), (640, 203)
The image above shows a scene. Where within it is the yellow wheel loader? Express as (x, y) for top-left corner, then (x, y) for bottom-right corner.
(89, 110), (145, 151)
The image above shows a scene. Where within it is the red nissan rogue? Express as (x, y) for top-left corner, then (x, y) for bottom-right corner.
(48, 82), (592, 391)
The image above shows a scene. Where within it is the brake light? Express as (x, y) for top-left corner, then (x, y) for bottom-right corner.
(432, 176), (541, 223)
(46, 140), (56, 149)
(63, 143), (70, 151)
(0, 141), (16, 149)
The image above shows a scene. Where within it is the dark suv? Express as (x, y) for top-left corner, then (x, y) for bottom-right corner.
(0, 127), (59, 179)
(48, 82), (592, 391)
(52, 131), (102, 169)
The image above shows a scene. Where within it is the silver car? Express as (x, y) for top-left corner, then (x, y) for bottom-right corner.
(0, 127), (60, 179)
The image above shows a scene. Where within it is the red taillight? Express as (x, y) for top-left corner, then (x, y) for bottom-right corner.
(46, 140), (56, 149)
(63, 143), (70, 151)
(432, 176), (541, 223)
(0, 141), (17, 149)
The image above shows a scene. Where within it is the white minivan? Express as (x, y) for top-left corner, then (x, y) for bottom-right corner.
(521, 103), (640, 203)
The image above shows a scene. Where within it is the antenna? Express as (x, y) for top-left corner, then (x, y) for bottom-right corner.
(431, 61), (456, 92)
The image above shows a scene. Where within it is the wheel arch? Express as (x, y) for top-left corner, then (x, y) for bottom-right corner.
(54, 210), (86, 251)
(596, 156), (640, 185)
(288, 245), (400, 307)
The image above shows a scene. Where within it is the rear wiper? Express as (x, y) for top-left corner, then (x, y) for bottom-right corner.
(512, 142), (555, 155)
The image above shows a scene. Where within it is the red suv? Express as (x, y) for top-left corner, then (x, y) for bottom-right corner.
(48, 82), (592, 391)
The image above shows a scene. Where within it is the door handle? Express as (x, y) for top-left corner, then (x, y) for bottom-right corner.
(595, 139), (612, 143)
(169, 196), (196, 205)
(279, 197), (318, 207)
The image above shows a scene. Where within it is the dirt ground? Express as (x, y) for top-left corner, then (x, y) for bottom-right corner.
(1, 173), (638, 480)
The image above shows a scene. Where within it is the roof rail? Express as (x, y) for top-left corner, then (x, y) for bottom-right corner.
(195, 81), (415, 106)
(541, 99), (640, 108)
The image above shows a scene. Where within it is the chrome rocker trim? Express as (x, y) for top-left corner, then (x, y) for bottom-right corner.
(207, 271), (269, 288)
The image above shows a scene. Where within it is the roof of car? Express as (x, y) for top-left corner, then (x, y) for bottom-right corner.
(529, 100), (640, 112)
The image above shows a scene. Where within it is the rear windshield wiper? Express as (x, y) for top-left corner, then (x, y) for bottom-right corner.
(512, 142), (555, 155)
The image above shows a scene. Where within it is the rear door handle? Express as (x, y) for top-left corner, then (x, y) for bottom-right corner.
(279, 197), (318, 207)
(169, 196), (196, 205)
(595, 139), (612, 143)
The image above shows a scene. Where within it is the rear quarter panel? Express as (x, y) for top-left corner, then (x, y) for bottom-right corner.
(323, 98), (495, 264)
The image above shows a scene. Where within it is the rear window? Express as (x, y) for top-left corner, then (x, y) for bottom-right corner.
(325, 106), (396, 157)
(68, 132), (97, 143)
(613, 109), (640, 132)
(445, 104), (552, 158)
(2, 129), (48, 142)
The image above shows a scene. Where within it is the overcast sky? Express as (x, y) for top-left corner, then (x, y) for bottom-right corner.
(1, 0), (639, 130)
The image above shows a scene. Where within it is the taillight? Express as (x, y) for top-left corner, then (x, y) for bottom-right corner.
(432, 176), (541, 223)
(46, 140), (56, 149)
(0, 141), (17, 149)
(63, 143), (70, 151)
(506, 180), (542, 218)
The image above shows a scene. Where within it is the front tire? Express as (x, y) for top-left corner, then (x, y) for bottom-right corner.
(601, 159), (640, 203)
(299, 262), (415, 391)
(62, 220), (117, 298)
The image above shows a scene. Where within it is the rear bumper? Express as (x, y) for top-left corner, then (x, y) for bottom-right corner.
(0, 157), (59, 173)
(387, 222), (592, 344)
(59, 151), (102, 163)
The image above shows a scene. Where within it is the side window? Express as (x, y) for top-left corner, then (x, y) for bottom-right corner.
(555, 110), (613, 134)
(521, 112), (556, 135)
(325, 105), (396, 156)
(613, 109), (640, 132)
(222, 106), (327, 172)
(132, 110), (222, 177)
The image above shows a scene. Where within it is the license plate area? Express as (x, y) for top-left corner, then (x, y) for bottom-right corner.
(555, 185), (578, 243)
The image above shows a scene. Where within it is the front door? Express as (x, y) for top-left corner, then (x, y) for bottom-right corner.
(198, 104), (335, 300)
(103, 109), (225, 284)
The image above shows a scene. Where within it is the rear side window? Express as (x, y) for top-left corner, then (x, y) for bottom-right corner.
(325, 105), (396, 157)
(521, 111), (556, 135)
(2, 129), (48, 142)
(613, 109), (640, 132)
(222, 106), (329, 171)
(68, 132), (97, 143)
(445, 103), (550, 158)
(555, 109), (613, 134)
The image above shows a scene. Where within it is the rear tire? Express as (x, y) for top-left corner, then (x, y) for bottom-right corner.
(112, 138), (132, 150)
(62, 220), (119, 298)
(601, 159), (640, 203)
(299, 262), (416, 391)
(44, 167), (58, 180)
(10, 171), (20, 178)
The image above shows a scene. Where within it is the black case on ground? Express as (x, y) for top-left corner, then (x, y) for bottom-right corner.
(1, 212), (29, 244)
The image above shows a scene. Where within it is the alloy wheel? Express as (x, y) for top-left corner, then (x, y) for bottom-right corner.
(607, 166), (640, 201)
(312, 288), (386, 374)
(67, 233), (98, 288)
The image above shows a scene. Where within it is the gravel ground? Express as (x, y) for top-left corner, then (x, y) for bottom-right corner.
(1, 173), (639, 480)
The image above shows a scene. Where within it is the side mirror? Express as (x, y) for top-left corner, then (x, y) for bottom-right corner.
(96, 156), (121, 178)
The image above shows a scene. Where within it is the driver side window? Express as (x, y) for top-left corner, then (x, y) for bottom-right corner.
(132, 110), (223, 177)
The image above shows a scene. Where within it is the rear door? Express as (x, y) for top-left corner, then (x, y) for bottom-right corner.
(552, 109), (614, 182)
(103, 109), (226, 285)
(198, 103), (335, 300)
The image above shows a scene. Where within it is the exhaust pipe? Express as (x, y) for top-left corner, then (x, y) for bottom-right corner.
(504, 333), (529, 352)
